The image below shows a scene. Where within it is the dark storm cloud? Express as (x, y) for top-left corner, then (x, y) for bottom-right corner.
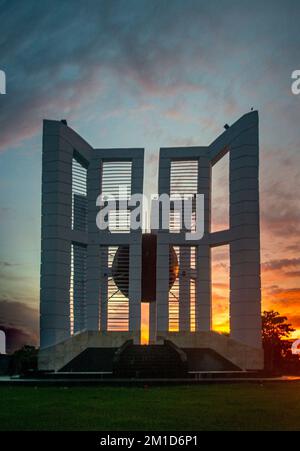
(1, 0), (299, 150)
(0, 261), (14, 267)
(0, 299), (38, 352)
(0, 0), (216, 149)
(0, 325), (36, 353)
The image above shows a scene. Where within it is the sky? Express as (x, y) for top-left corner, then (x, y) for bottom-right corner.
(0, 0), (300, 351)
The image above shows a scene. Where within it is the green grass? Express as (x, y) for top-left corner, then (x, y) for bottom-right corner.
(0, 383), (300, 431)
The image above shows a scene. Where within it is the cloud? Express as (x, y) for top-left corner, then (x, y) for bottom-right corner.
(1, 0), (300, 343)
(261, 205), (300, 239)
(2, 0), (296, 152)
(262, 258), (300, 272)
(0, 0), (216, 151)
(285, 271), (300, 278)
(212, 282), (229, 289)
(0, 326), (36, 354)
(0, 299), (38, 353)
(0, 261), (15, 267)
(286, 244), (300, 253)
(267, 287), (300, 297)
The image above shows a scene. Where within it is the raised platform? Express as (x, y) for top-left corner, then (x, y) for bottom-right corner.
(157, 331), (263, 370)
(112, 340), (187, 378)
(38, 331), (140, 372)
(38, 330), (264, 375)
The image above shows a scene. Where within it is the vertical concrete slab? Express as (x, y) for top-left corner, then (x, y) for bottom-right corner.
(86, 157), (101, 331)
(229, 113), (261, 348)
(149, 301), (156, 344)
(208, 111), (262, 350)
(196, 156), (211, 331)
(129, 242), (142, 335)
(196, 244), (211, 331)
(40, 120), (92, 349)
(179, 247), (190, 331)
(40, 121), (73, 348)
(156, 241), (170, 332)
(99, 245), (108, 331)
(86, 244), (101, 331)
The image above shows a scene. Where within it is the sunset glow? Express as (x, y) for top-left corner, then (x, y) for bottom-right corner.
(1, 1), (300, 352)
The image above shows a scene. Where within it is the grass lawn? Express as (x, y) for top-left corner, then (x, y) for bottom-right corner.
(0, 382), (299, 431)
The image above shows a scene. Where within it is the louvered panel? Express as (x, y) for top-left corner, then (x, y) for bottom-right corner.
(169, 160), (198, 232)
(101, 160), (132, 233)
(169, 246), (180, 332)
(72, 158), (87, 232)
(101, 246), (129, 331)
(190, 278), (196, 332)
(168, 245), (197, 332)
(170, 160), (198, 197)
(108, 209), (131, 233)
(169, 210), (181, 233)
(101, 161), (132, 200)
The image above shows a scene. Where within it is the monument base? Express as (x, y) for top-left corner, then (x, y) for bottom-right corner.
(38, 331), (140, 372)
(38, 330), (263, 373)
(157, 331), (264, 371)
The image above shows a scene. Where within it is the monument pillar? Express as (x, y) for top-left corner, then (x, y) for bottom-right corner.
(229, 114), (261, 348)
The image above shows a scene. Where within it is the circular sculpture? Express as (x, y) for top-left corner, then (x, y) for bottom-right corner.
(112, 234), (179, 302)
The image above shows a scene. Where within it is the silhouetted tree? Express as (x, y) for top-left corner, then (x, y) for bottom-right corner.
(262, 310), (296, 373)
(10, 345), (38, 375)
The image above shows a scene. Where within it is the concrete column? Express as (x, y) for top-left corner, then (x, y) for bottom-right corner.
(86, 157), (101, 331)
(129, 242), (142, 337)
(149, 302), (156, 344)
(229, 113), (261, 348)
(156, 155), (171, 335)
(86, 244), (101, 331)
(40, 121), (73, 348)
(196, 156), (211, 331)
(179, 247), (190, 331)
(196, 244), (211, 331)
(72, 244), (87, 333)
(99, 246), (108, 332)
(156, 241), (169, 333)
